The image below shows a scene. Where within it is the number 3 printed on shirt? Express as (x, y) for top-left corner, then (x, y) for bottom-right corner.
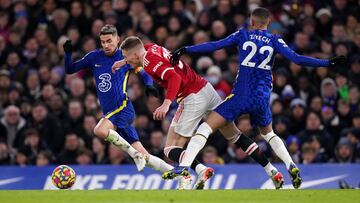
(241, 41), (274, 70)
(98, 73), (112, 92)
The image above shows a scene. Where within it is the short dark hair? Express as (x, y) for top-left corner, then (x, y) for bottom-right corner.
(120, 36), (143, 51)
(99, 24), (118, 36)
(251, 7), (270, 24)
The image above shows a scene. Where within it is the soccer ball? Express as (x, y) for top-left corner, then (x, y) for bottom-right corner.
(51, 165), (76, 189)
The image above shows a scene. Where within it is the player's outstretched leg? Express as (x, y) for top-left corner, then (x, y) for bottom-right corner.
(105, 129), (146, 171)
(162, 127), (213, 189)
(260, 125), (302, 189)
(233, 133), (284, 189)
(132, 138), (192, 190)
(163, 147), (211, 190)
(94, 118), (146, 171)
(131, 141), (174, 173)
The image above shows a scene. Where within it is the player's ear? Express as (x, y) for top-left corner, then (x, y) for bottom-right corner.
(250, 18), (255, 27)
(267, 18), (271, 26)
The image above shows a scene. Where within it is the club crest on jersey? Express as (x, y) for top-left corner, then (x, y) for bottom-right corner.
(98, 73), (112, 92)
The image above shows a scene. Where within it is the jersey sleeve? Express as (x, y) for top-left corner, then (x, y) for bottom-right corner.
(64, 51), (94, 74)
(146, 53), (176, 80)
(274, 36), (330, 67)
(186, 30), (243, 53)
(146, 52), (181, 101)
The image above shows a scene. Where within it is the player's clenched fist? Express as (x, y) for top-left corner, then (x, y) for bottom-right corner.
(170, 47), (187, 66)
(63, 40), (73, 53)
(153, 99), (171, 120)
(112, 59), (127, 73)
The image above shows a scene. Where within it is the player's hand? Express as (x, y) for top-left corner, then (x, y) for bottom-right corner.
(153, 99), (171, 120)
(329, 55), (347, 68)
(112, 59), (127, 73)
(145, 86), (159, 97)
(170, 47), (187, 66)
(63, 40), (73, 53)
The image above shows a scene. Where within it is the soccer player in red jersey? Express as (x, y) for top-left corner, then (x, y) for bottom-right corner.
(112, 36), (284, 189)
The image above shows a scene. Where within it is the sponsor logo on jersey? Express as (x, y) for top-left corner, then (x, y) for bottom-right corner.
(152, 61), (163, 72)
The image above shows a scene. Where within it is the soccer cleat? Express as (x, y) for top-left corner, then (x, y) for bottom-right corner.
(288, 163), (302, 189)
(178, 175), (192, 190)
(162, 166), (190, 180)
(271, 169), (284, 189)
(193, 167), (215, 190)
(133, 151), (146, 172)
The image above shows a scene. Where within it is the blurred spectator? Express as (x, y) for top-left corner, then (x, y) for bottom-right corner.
(69, 77), (86, 100)
(201, 145), (225, 165)
(321, 104), (341, 141)
(69, 1), (91, 37)
(15, 148), (28, 166)
(47, 9), (69, 43)
(0, 70), (12, 105)
(346, 128), (360, 162)
(331, 137), (354, 163)
(57, 132), (82, 165)
(24, 71), (41, 101)
(79, 114), (97, 148)
(65, 99), (84, 135)
(335, 73), (349, 101)
(337, 99), (352, 130)
(0, 105), (26, 150)
(206, 65), (231, 99)
(107, 144), (130, 165)
(309, 95), (323, 114)
(301, 142), (317, 164)
(26, 102), (64, 153)
(4, 51), (28, 84)
(149, 130), (165, 159)
(298, 111), (334, 158)
(19, 128), (48, 165)
(76, 148), (93, 165)
(288, 98), (306, 134)
(36, 150), (53, 166)
(92, 137), (108, 164)
(273, 116), (290, 139)
(286, 135), (301, 164)
(348, 85), (359, 112)
(0, 141), (11, 165)
(321, 78), (338, 107)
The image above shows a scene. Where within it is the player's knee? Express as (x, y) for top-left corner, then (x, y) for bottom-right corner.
(93, 125), (108, 139)
(261, 130), (276, 142)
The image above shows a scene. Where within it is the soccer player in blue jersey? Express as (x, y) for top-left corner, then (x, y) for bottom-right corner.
(169, 7), (346, 189)
(63, 25), (177, 179)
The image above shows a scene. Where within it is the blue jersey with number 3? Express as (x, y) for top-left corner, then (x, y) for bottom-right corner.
(64, 49), (131, 115)
(186, 29), (330, 98)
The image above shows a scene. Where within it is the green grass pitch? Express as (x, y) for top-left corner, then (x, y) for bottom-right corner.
(0, 190), (358, 203)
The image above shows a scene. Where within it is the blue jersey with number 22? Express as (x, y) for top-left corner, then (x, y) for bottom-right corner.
(186, 29), (330, 126)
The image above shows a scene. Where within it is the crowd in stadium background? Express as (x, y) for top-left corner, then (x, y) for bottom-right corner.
(0, 0), (359, 167)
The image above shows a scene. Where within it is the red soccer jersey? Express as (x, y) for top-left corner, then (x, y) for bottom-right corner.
(143, 43), (207, 101)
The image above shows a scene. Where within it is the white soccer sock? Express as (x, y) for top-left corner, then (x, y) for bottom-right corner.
(262, 131), (293, 169)
(195, 164), (207, 175)
(106, 129), (137, 158)
(264, 162), (276, 177)
(146, 154), (173, 173)
(179, 122), (212, 167)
